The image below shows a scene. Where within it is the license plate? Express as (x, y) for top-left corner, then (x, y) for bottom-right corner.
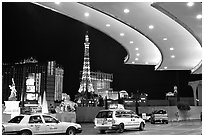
(97, 119), (108, 125)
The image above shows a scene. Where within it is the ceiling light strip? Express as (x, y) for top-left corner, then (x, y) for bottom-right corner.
(151, 2), (202, 72)
(79, 2), (163, 68)
(151, 2), (202, 47)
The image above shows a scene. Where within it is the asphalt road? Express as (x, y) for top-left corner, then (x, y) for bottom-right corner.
(79, 120), (202, 135)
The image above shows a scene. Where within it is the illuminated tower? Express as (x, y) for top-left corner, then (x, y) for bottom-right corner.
(78, 32), (94, 95)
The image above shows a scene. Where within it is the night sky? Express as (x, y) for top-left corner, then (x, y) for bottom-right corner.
(2, 2), (201, 100)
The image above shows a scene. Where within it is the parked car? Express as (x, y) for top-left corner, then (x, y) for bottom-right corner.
(150, 109), (168, 124)
(94, 108), (145, 134)
(2, 113), (82, 135)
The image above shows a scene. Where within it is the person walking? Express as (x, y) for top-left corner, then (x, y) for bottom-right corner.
(175, 111), (179, 122)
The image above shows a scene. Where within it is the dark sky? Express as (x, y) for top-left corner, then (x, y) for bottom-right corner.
(2, 2), (201, 100)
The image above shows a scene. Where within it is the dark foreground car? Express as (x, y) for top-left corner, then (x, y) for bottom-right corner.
(2, 113), (82, 135)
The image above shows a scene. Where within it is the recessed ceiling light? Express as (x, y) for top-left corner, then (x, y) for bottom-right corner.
(120, 33), (125, 36)
(171, 55), (175, 58)
(132, 61), (135, 64)
(106, 24), (110, 27)
(163, 38), (168, 41)
(145, 62), (149, 64)
(124, 9), (130, 13)
(196, 14), (202, 19)
(135, 48), (139, 50)
(84, 12), (89, 17)
(129, 41), (134, 44)
(135, 58), (139, 61)
(170, 47), (174, 51)
(187, 2), (194, 7)
(164, 66), (168, 69)
(149, 25), (154, 29)
(136, 53), (140, 56)
(54, 2), (61, 4)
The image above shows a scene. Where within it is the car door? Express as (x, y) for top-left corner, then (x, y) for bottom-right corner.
(127, 111), (138, 129)
(28, 115), (47, 134)
(42, 115), (62, 134)
(119, 111), (132, 129)
(131, 114), (141, 128)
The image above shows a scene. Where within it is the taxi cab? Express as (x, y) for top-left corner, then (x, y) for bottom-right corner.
(94, 104), (145, 133)
(2, 113), (82, 135)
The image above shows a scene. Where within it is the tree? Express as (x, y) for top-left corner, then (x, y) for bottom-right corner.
(177, 102), (191, 111)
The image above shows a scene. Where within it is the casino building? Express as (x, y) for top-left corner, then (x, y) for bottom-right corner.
(2, 58), (64, 107)
(79, 71), (113, 96)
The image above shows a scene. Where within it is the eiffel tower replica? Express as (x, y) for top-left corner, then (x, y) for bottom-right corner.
(78, 32), (94, 105)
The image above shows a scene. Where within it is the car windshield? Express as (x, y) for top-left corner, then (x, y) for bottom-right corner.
(8, 116), (24, 123)
(96, 111), (113, 118)
(152, 110), (167, 114)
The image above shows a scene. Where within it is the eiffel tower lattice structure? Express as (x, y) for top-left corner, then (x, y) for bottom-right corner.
(78, 32), (94, 98)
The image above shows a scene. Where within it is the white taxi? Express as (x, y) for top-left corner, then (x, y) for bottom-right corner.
(94, 106), (145, 133)
(2, 113), (82, 135)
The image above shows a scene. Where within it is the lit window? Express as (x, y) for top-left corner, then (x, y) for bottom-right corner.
(136, 53), (140, 56)
(171, 55), (175, 58)
(135, 58), (138, 61)
(163, 38), (167, 41)
(135, 48), (139, 50)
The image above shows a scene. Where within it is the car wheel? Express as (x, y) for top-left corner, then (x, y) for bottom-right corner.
(118, 123), (124, 133)
(66, 127), (76, 135)
(20, 130), (32, 135)
(139, 122), (145, 131)
(99, 130), (106, 134)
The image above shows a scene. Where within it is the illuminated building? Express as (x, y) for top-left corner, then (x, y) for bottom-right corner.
(78, 33), (94, 94)
(55, 67), (64, 101)
(2, 58), (64, 107)
(79, 71), (113, 97)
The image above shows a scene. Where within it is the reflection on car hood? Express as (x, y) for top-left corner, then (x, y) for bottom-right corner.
(60, 122), (81, 127)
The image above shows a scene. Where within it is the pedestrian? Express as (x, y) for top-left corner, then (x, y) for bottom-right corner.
(175, 111), (179, 121)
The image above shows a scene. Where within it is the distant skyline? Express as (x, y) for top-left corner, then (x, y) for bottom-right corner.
(2, 2), (201, 100)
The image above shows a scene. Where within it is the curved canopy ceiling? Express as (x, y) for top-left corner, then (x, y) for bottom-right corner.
(36, 2), (202, 74)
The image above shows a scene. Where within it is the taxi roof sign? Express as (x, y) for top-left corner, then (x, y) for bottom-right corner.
(109, 104), (124, 109)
